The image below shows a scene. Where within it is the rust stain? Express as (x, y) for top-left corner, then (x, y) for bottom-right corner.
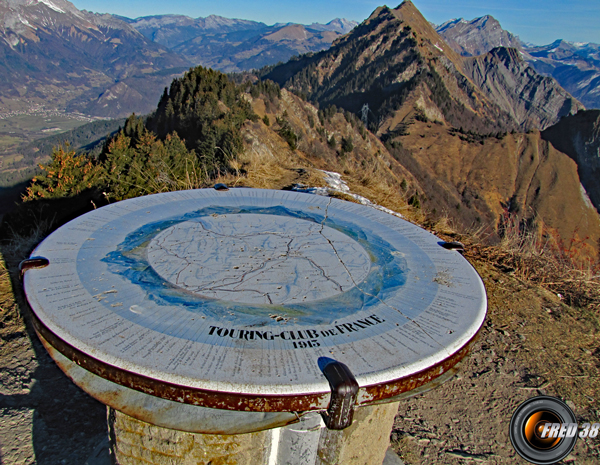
(358, 336), (477, 405)
(31, 312), (330, 412)
(31, 310), (481, 414)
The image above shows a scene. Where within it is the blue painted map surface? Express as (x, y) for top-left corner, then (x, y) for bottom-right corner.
(98, 206), (417, 328)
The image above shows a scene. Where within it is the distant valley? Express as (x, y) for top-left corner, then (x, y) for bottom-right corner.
(0, 0), (356, 189)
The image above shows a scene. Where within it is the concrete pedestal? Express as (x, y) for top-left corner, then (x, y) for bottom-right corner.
(108, 402), (399, 465)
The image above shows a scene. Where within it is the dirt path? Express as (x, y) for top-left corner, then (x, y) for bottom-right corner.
(1, 253), (599, 464)
(0, 307), (108, 463)
(391, 261), (600, 464)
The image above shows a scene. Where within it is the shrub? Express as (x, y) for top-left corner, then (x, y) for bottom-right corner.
(22, 145), (101, 201)
(340, 136), (354, 154)
(327, 135), (336, 148)
(276, 116), (300, 151)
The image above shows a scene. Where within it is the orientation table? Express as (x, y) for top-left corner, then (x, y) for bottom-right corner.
(22, 188), (487, 465)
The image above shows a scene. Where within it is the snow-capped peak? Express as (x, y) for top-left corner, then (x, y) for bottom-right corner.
(38, 0), (65, 14)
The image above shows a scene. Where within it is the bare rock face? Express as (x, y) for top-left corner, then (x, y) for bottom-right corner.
(436, 15), (521, 57)
(464, 47), (584, 131)
(542, 110), (600, 212)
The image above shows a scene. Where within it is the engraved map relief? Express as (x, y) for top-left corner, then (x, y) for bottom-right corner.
(147, 214), (371, 305)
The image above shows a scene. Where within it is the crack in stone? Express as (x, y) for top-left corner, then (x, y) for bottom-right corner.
(149, 214), (354, 304)
(318, 198), (443, 349)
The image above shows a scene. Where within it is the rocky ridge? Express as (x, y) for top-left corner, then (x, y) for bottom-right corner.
(260, 1), (597, 248)
(435, 15), (521, 57)
(264, 1), (581, 136)
(463, 47), (584, 130)
(435, 15), (600, 109)
(263, 1), (517, 136)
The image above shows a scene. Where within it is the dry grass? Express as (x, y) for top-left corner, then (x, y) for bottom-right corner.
(0, 252), (26, 346)
(434, 214), (600, 313)
(468, 244), (600, 312)
(0, 257), (15, 314)
(0, 209), (56, 344)
(338, 156), (424, 224)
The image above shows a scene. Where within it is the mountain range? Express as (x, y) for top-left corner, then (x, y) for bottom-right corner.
(261, 1), (600, 252)
(436, 15), (522, 57)
(0, 0), (190, 117)
(0, 0), (357, 118)
(1, 0), (600, 259)
(3, 0), (598, 120)
(263, 3), (581, 134)
(435, 16), (600, 109)
(121, 14), (357, 73)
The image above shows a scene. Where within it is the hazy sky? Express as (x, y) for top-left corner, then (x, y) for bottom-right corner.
(71, 0), (600, 45)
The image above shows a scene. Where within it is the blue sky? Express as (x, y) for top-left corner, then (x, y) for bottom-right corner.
(71, 0), (599, 45)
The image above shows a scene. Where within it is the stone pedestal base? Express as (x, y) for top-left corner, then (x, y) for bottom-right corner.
(108, 402), (399, 465)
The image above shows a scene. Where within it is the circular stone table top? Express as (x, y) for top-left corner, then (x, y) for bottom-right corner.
(24, 188), (486, 412)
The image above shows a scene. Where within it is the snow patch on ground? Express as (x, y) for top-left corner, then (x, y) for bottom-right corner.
(292, 170), (403, 218)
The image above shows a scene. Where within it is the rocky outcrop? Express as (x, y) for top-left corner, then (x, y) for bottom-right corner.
(542, 110), (600, 212)
(436, 15), (521, 57)
(464, 47), (584, 131)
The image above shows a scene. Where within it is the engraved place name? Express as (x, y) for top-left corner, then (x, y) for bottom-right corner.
(207, 314), (385, 349)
